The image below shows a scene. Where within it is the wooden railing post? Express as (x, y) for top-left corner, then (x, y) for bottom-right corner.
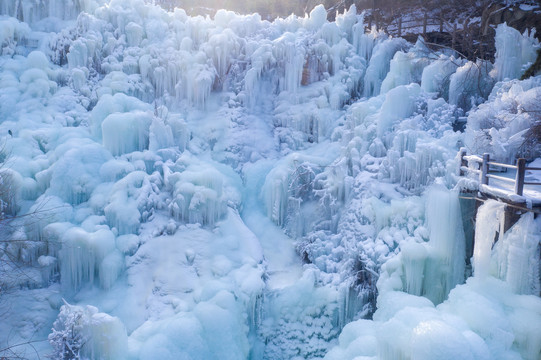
(515, 158), (526, 196)
(452, 23), (457, 50)
(459, 148), (467, 176)
(423, 12), (427, 37)
(480, 153), (489, 185)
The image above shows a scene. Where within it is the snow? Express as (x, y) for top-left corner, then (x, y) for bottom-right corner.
(0, 1), (540, 359)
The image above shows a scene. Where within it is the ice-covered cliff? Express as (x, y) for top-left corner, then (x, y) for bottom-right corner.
(0, 1), (540, 359)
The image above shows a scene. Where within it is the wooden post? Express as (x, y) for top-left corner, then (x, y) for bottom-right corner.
(503, 205), (522, 233)
(481, 153), (489, 185)
(372, 0), (376, 29)
(423, 12), (427, 38)
(515, 158), (526, 196)
(398, 17), (402, 37)
(480, 42), (485, 60)
(452, 23), (457, 50)
(459, 148), (467, 176)
(439, 17), (443, 33)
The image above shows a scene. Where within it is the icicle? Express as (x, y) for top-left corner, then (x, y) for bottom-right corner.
(421, 55), (461, 98)
(473, 200), (505, 278)
(493, 212), (541, 295)
(59, 227), (117, 292)
(448, 60), (494, 110)
(491, 23), (540, 81)
(424, 185), (466, 304)
(274, 32), (306, 95)
(363, 37), (407, 97)
(400, 242), (428, 296)
(168, 165), (230, 226)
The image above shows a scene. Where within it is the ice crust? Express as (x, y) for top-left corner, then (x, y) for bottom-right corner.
(0, 2), (539, 360)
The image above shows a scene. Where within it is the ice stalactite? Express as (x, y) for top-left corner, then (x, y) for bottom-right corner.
(448, 60), (494, 110)
(203, 28), (240, 87)
(493, 212), (541, 295)
(0, 16), (30, 56)
(262, 153), (335, 229)
(275, 32), (306, 95)
(59, 227), (120, 292)
(0, 168), (22, 216)
(163, 157), (241, 227)
(1, 1), (540, 359)
(169, 171), (226, 226)
(393, 186), (466, 305)
(380, 39), (431, 95)
(24, 195), (74, 245)
(423, 185), (466, 304)
(0, 0), (102, 26)
(102, 111), (151, 156)
(420, 55), (462, 99)
(474, 200), (541, 296)
(351, 13), (381, 62)
(363, 37), (408, 98)
(376, 83), (420, 143)
(491, 23), (540, 82)
(473, 200), (505, 278)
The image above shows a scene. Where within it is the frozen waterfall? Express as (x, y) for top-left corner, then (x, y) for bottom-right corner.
(0, 1), (539, 359)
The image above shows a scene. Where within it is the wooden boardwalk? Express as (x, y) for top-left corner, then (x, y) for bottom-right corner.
(458, 149), (541, 233)
(459, 149), (541, 206)
(458, 151), (541, 297)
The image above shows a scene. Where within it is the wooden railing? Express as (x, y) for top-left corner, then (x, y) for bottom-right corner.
(385, 16), (448, 38)
(459, 149), (541, 197)
(372, 12), (492, 60)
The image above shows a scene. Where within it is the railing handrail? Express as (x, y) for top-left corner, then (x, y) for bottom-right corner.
(487, 161), (516, 170)
(463, 154), (483, 163)
(458, 149), (541, 197)
(383, 13), (474, 38)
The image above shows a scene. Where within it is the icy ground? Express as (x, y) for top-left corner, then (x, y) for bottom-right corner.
(0, 1), (540, 359)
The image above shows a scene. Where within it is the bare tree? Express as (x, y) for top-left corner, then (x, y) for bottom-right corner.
(0, 143), (63, 360)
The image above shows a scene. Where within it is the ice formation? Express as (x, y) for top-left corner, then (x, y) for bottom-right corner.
(49, 302), (128, 360)
(0, 1), (540, 359)
(491, 23), (540, 82)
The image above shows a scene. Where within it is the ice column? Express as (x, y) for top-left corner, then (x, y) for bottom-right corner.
(424, 185), (466, 304)
(491, 23), (540, 81)
(493, 212), (541, 295)
(472, 200), (505, 278)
